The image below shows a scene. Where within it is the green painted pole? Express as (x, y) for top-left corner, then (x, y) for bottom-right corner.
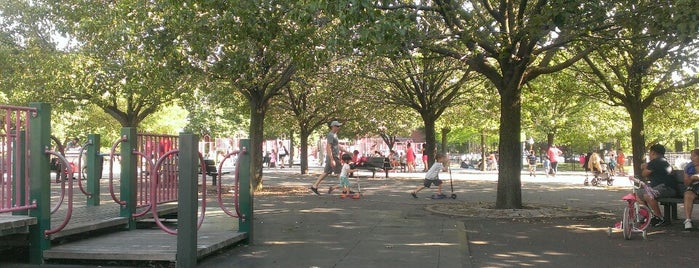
(29, 102), (51, 264)
(86, 134), (101, 206)
(176, 133), (197, 268)
(120, 127), (137, 230)
(238, 139), (252, 243)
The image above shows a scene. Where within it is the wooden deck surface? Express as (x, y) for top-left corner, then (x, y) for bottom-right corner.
(1, 177), (245, 263)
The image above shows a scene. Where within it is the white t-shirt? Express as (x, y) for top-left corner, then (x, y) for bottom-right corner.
(425, 162), (444, 180)
(340, 163), (351, 177)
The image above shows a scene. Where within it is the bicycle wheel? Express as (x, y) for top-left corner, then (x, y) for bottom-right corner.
(622, 207), (632, 240)
(637, 205), (652, 231)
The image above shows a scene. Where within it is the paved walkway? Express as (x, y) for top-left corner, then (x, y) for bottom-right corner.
(200, 167), (699, 268)
(4, 166), (699, 267)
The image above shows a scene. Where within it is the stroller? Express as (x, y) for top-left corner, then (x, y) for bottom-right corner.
(585, 162), (614, 186)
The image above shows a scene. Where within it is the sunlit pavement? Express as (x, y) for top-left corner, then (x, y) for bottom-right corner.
(197, 166), (699, 268)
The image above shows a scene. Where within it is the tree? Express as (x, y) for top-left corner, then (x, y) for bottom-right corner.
(164, 1), (340, 190)
(386, 1), (611, 208)
(41, 0), (193, 127)
(356, 51), (479, 168)
(580, 1), (699, 175)
(270, 65), (358, 174)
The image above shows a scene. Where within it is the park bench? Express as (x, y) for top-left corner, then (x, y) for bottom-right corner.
(202, 159), (230, 186)
(352, 157), (394, 178)
(657, 170), (699, 224)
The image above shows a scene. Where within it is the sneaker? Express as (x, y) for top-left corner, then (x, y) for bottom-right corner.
(649, 216), (660, 226)
(685, 219), (693, 230)
(310, 187), (320, 196)
(411, 192), (417, 199)
(652, 217), (667, 227)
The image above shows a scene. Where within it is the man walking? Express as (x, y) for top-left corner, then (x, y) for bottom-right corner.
(311, 120), (347, 195)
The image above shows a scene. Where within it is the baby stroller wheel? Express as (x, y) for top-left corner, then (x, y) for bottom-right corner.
(607, 179), (613, 186)
(591, 178), (599, 186)
(450, 193), (457, 199)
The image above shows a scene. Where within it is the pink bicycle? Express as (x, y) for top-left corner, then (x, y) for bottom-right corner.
(608, 176), (653, 240)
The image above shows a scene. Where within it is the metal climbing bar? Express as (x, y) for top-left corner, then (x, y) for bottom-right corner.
(43, 150), (75, 237)
(0, 105), (37, 213)
(216, 149), (245, 219)
(135, 133), (179, 208)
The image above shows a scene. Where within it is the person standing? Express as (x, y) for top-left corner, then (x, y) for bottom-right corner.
(527, 150), (537, 177)
(311, 120), (347, 195)
(421, 143), (429, 172)
(406, 142), (415, 172)
(269, 149), (277, 168)
(278, 141), (288, 169)
(616, 149), (626, 176)
(546, 145), (562, 176)
(542, 156), (551, 178)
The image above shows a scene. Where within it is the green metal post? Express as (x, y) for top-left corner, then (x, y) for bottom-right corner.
(176, 133), (197, 268)
(86, 134), (101, 206)
(13, 131), (27, 216)
(120, 127), (137, 230)
(29, 102), (51, 264)
(238, 139), (252, 243)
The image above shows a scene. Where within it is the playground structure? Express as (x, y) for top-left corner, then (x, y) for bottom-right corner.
(0, 103), (252, 266)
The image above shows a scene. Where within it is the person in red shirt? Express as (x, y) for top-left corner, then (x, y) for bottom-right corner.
(546, 145), (562, 176)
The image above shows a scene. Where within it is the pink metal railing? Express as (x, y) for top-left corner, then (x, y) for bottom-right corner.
(153, 148), (245, 235)
(107, 134), (180, 217)
(0, 105), (37, 213)
(136, 133), (179, 209)
(217, 150), (245, 219)
(43, 151), (75, 236)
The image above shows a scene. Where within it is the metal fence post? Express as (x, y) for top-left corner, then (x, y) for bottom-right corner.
(238, 139), (252, 243)
(120, 127), (137, 230)
(86, 134), (101, 206)
(28, 102), (51, 264)
(176, 133), (197, 268)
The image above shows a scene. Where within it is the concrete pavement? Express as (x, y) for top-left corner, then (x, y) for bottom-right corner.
(200, 167), (699, 268)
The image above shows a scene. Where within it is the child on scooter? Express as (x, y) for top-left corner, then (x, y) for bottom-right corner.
(411, 153), (448, 199)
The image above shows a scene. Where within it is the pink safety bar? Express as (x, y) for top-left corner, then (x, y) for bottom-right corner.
(217, 149), (245, 219)
(150, 150), (207, 235)
(44, 150), (75, 237)
(0, 105), (37, 214)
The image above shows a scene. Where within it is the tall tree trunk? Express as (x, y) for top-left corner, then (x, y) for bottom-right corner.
(495, 84), (523, 209)
(249, 100), (267, 191)
(628, 104), (646, 176)
(299, 127), (311, 174)
(441, 127), (451, 162)
(480, 130), (486, 171)
(421, 113), (438, 169)
(288, 130), (294, 168)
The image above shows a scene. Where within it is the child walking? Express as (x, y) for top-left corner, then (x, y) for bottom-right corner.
(542, 156), (551, 178)
(411, 153), (448, 198)
(329, 153), (357, 195)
